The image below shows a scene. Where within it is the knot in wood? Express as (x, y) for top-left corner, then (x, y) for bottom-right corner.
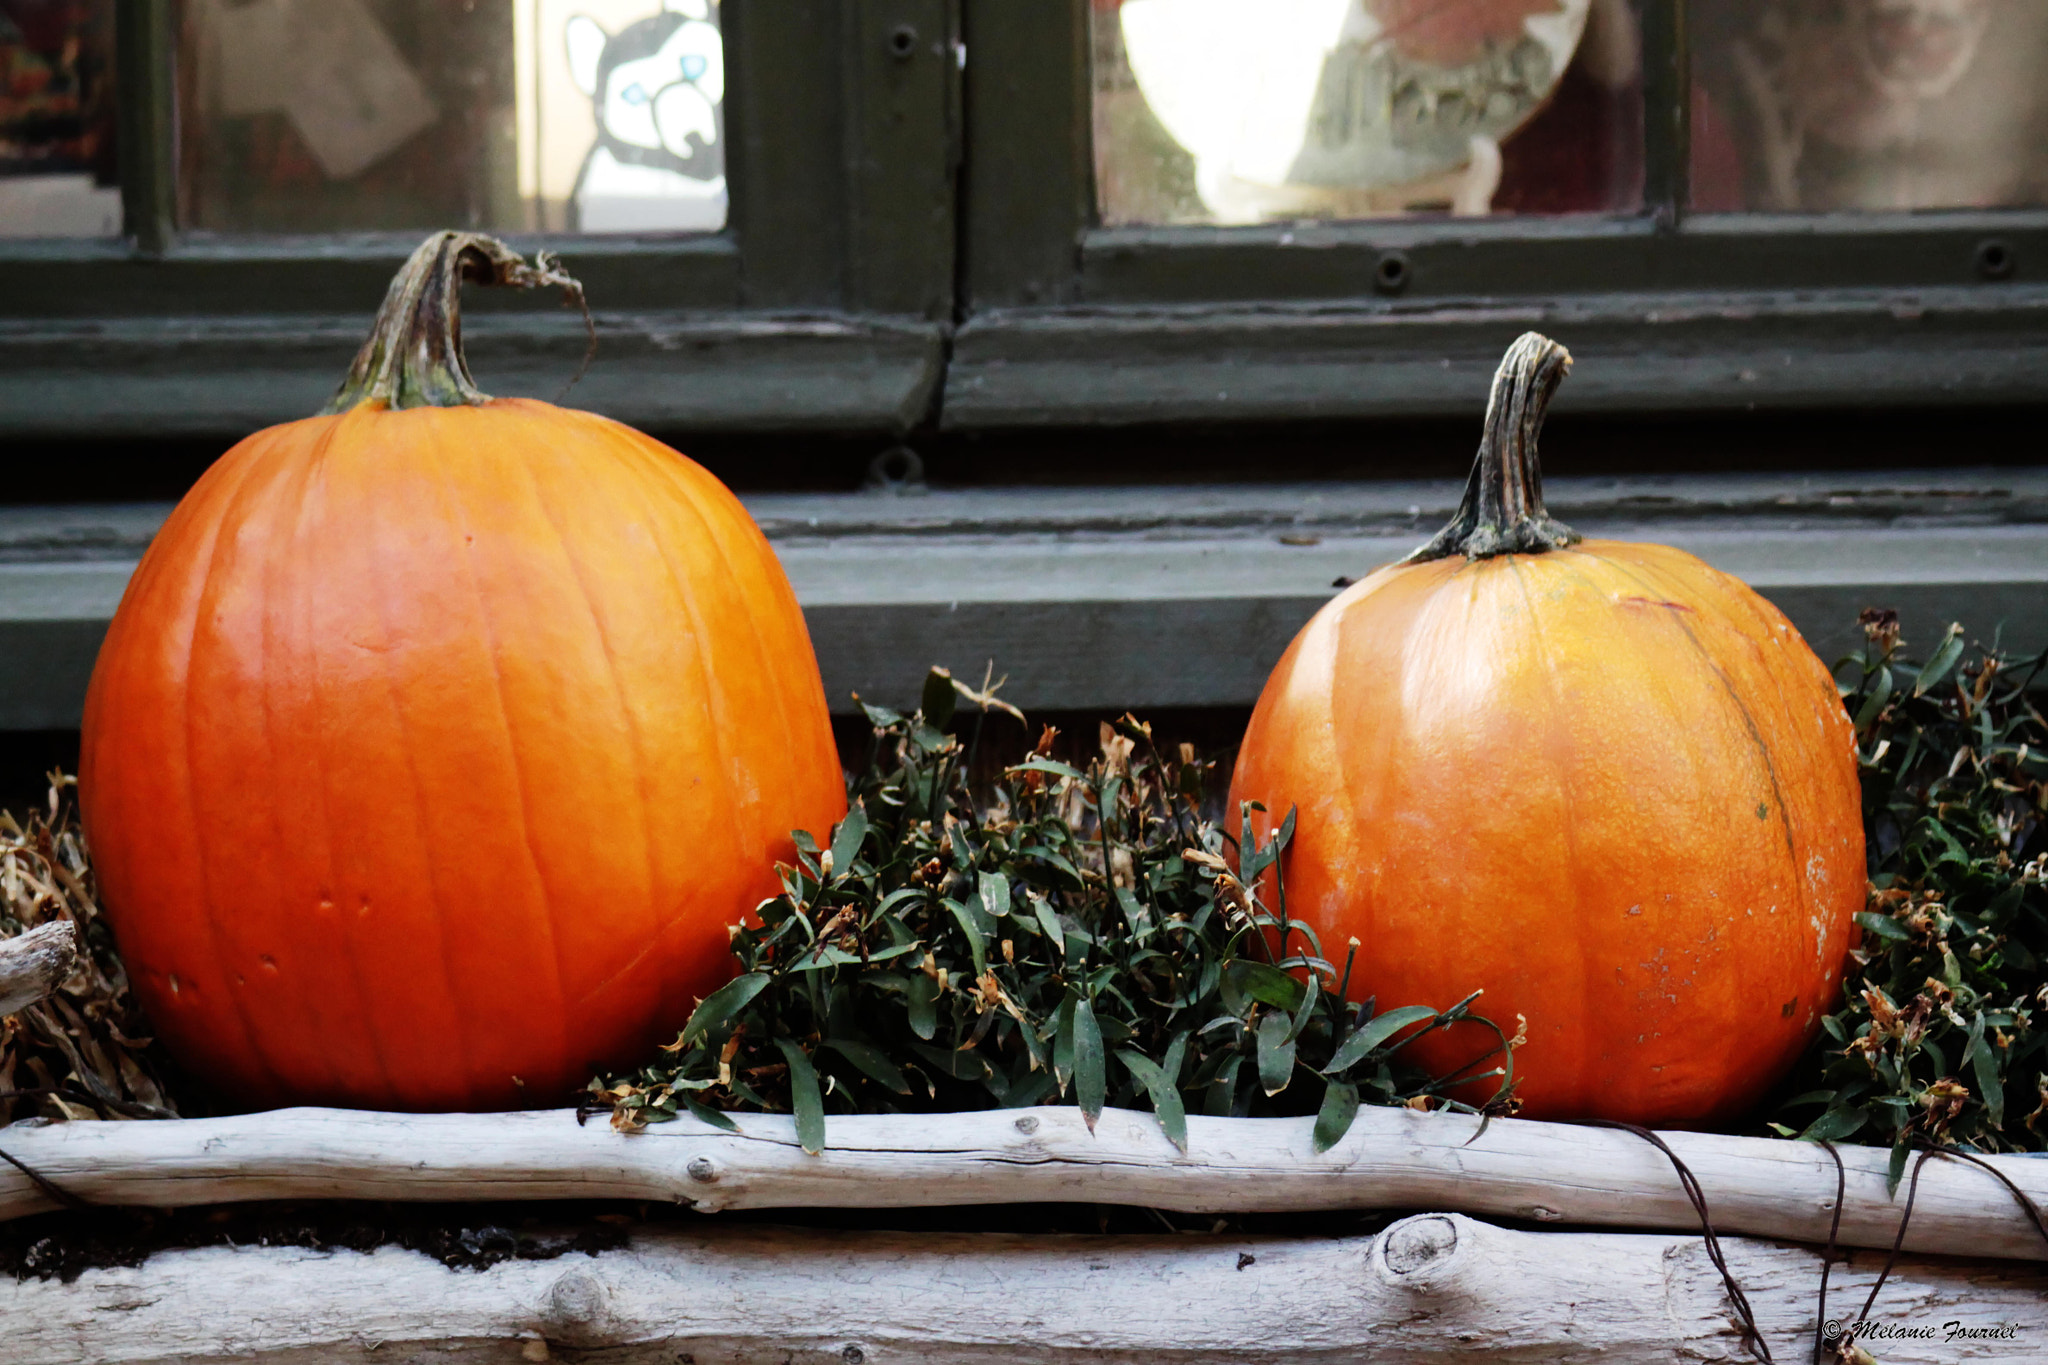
(1014, 1116), (1040, 1135)
(545, 1267), (611, 1334)
(1381, 1215), (1460, 1275)
(686, 1155), (720, 1184)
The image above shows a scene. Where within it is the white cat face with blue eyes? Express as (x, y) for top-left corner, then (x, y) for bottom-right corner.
(566, 9), (723, 160)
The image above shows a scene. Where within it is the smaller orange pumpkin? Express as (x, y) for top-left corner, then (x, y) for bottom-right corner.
(1229, 333), (1865, 1126)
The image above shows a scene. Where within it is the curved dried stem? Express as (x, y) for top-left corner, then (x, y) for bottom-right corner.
(324, 231), (591, 414)
(1404, 332), (1582, 564)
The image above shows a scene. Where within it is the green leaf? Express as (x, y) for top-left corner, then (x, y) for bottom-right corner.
(1052, 996), (1076, 1090)
(1854, 911), (1912, 942)
(1800, 1104), (1869, 1143)
(1072, 995), (1106, 1128)
(1008, 757), (1085, 780)
(829, 804), (869, 878)
(1887, 1141), (1910, 1197)
(921, 667), (958, 729)
(858, 700), (904, 727)
(1852, 665), (1893, 729)
(1969, 1016), (2003, 1128)
(978, 870), (1011, 918)
(1257, 1011), (1297, 1096)
(1227, 959), (1305, 1012)
(1114, 886), (1149, 934)
(1312, 1079), (1360, 1153)
(944, 897), (991, 978)
(1033, 895), (1065, 953)
(1287, 970), (1319, 1043)
(680, 973), (770, 1045)
(906, 972), (940, 1041)
(825, 1039), (912, 1095)
(1913, 623), (1965, 696)
(773, 1038), (827, 1155)
(1325, 1004), (1438, 1075)
(679, 1095), (739, 1133)
(1116, 1048), (1188, 1152)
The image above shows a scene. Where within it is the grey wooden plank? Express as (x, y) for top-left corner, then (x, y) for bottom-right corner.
(5, 476), (2044, 727)
(0, 314), (946, 440)
(945, 288), (2048, 427)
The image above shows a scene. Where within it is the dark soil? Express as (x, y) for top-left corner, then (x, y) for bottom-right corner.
(0, 1194), (1413, 1285)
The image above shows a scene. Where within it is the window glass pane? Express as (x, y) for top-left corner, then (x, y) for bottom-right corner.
(176, 0), (724, 233)
(1691, 1), (2048, 212)
(0, 0), (121, 238)
(1091, 0), (1643, 226)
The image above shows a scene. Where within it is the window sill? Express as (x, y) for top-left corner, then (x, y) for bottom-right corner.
(4, 469), (2042, 729)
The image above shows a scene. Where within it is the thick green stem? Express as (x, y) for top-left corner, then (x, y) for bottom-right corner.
(323, 232), (588, 414)
(1403, 332), (1581, 564)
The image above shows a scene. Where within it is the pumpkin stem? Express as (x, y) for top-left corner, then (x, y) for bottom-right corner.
(323, 232), (592, 414)
(1403, 332), (1582, 564)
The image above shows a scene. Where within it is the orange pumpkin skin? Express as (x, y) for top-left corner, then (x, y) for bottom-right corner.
(80, 396), (844, 1112)
(1229, 342), (1864, 1127)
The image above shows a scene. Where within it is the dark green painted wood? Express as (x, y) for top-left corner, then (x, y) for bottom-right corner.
(960, 0), (1091, 310)
(114, 0), (174, 253)
(0, 238), (742, 319)
(0, 313), (945, 440)
(945, 285), (2048, 428)
(724, 0), (849, 309)
(843, 0), (960, 320)
(1078, 213), (2048, 304)
(1641, 0), (1689, 227)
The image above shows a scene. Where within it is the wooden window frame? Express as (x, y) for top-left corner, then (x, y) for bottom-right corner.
(951, 0), (2048, 431)
(0, 0), (962, 442)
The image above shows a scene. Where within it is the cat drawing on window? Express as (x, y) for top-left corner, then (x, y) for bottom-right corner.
(565, 0), (724, 231)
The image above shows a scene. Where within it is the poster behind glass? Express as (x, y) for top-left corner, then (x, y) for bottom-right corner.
(178, 0), (723, 234)
(1091, 0), (1644, 225)
(0, 0), (120, 238)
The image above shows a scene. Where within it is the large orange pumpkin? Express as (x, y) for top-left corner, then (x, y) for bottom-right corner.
(80, 233), (845, 1112)
(1229, 333), (1863, 1126)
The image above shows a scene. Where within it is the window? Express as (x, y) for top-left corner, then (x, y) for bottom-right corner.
(956, 0), (2048, 430)
(0, 0), (120, 238)
(0, 0), (960, 440)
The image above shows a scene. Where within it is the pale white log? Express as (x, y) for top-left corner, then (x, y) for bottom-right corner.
(7, 1214), (2046, 1365)
(3, 1104), (2044, 1262)
(0, 1102), (2037, 1262)
(0, 922), (76, 1017)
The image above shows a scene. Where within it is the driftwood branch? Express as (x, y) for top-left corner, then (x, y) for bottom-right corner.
(6, 1213), (2045, 1364)
(0, 922), (76, 1017)
(2, 1104), (2045, 1262)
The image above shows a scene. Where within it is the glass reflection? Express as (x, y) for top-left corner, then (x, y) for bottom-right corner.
(1692, 0), (2048, 211)
(177, 0), (724, 234)
(0, 0), (119, 238)
(1092, 0), (1644, 225)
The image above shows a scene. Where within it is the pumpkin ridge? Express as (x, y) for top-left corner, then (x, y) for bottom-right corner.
(180, 432), (314, 1099)
(340, 417), (486, 1106)
(606, 428), (764, 1010)
(631, 426), (820, 855)
(1323, 570), (1426, 973)
(273, 417), (404, 1104)
(501, 412), (668, 1029)
(1596, 551), (1802, 867)
(1502, 553), (1597, 1107)
(421, 411), (580, 1095)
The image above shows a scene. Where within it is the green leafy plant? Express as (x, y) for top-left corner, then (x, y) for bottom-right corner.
(596, 669), (1516, 1153)
(1772, 610), (2048, 1177)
